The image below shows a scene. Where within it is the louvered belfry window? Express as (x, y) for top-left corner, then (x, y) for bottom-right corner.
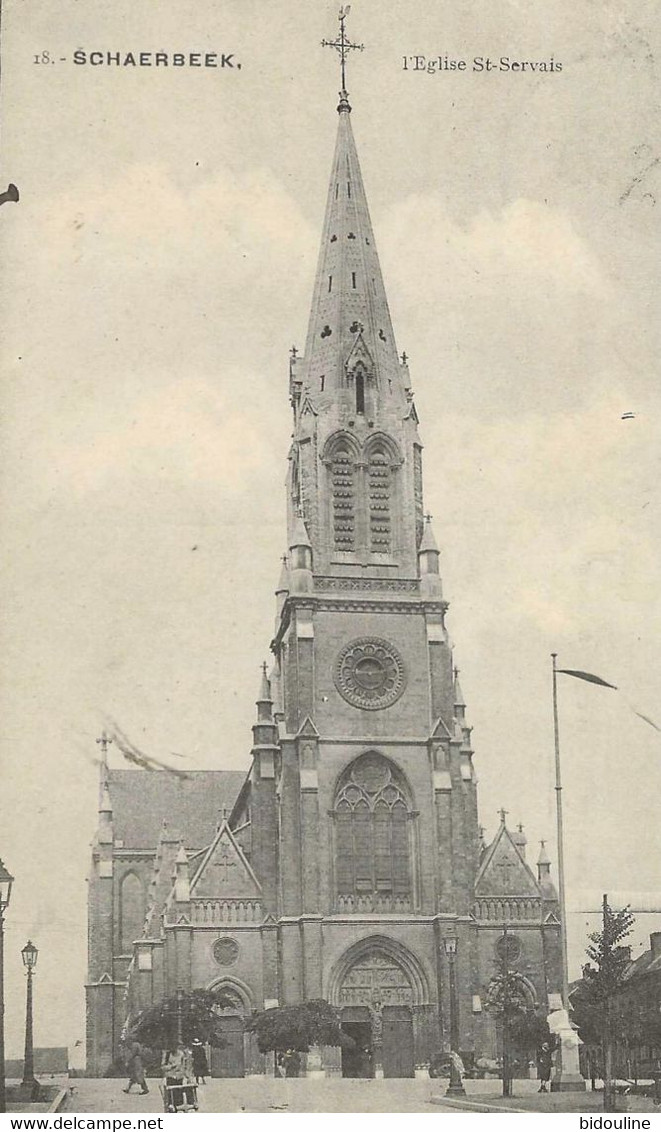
(368, 447), (391, 553)
(331, 444), (355, 551)
(335, 754), (411, 899)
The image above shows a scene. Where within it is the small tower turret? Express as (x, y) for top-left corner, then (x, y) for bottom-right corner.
(453, 667), (466, 723)
(252, 663), (279, 775)
(512, 822), (527, 859)
(418, 516), (443, 599)
(536, 839), (558, 901)
(537, 840), (551, 881)
(275, 554), (290, 621)
(174, 843), (190, 904)
(289, 514), (313, 594)
(98, 782), (114, 846)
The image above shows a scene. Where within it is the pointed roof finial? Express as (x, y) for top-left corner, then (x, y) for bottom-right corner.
(258, 661), (272, 703)
(322, 7), (365, 113)
(290, 512), (312, 549)
(538, 839), (551, 866)
(453, 666), (466, 709)
(419, 514), (439, 555)
(498, 807), (508, 825)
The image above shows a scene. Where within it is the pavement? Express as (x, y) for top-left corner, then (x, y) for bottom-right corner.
(53, 1077), (661, 1115)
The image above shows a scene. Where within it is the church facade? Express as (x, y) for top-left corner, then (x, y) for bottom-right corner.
(86, 68), (563, 1080)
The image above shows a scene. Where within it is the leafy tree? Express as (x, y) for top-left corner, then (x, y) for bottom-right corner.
(484, 969), (529, 1023)
(484, 960), (531, 1095)
(129, 988), (234, 1050)
(572, 901), (635, 1106)
(583, 904), (635, 1004)
(572, 903), (635, 1044)
(509, 1007), (554, 1053)
(247, 999), (353, 1054)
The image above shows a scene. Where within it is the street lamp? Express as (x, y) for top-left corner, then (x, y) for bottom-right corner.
(0, 859), (15, 1114)
(20, 941), (39, 1100)
(443, 936), (466, 1097)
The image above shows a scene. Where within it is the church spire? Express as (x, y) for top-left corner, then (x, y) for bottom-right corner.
(297, 16), (408, 419)
(284, 11), (425, 576)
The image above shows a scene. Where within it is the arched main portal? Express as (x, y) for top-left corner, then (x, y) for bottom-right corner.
(206, 978), (252, 1079)
(329, 938), (429, 1079)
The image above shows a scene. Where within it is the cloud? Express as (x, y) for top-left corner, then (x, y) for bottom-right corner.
(384, 193), (607, 296)
(25, 161), (315, 272)
(54, 375), (271, 497)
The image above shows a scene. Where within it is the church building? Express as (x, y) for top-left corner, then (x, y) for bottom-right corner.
(86, 29), (563, 1079)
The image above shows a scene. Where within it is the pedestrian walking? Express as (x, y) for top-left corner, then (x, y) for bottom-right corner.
(537, 1042), (553, 1092)
(123, 1041), (149, 1095)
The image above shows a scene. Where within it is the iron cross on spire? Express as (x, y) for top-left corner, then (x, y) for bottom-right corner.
(96, 731), (113, 758)
(322, 7), (364, 101)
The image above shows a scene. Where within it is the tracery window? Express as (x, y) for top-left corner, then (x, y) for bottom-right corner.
(334, 754), (411, 904)
(331, 443), (356, 552)
(368, 446), (392, 554)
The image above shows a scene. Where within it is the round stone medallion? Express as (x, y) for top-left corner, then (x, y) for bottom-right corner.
(213, 937), (239, 967)
(495, 934), (522, 965)
(333, 637), (406, 710)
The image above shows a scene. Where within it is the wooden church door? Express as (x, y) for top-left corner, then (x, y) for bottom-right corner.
(382, 1006), (414, 1078)
(210, 1014), (245, 1078)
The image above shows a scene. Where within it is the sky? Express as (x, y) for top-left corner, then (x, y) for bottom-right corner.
(0, 0), (659, 1059)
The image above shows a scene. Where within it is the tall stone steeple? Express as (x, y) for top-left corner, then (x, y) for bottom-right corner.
(287, 54), (424, 576)
(268, 13), (478, 934)
(297, 104), (406, 408)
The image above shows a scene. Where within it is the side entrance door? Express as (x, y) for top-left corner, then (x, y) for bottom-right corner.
(209, 1014), (245, 1078)
(341, 1008), (373, 1078)
(382, 1006), (415, 1078)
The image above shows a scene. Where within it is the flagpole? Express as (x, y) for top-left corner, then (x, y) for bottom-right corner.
(551, 652), (570, 1009)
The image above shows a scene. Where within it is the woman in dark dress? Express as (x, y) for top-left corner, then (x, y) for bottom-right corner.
(191, 1039), (209, 1084)
(537, 1042), (553, 1092)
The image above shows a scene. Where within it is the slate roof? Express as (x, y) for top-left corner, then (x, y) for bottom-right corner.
(622, 941), (661, 983)
(107, 769), (246, 850)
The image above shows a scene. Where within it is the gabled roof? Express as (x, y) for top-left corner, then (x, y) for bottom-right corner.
(431, 716), (453, 740)
(622, 944), (661, 983)
(107, 769), (246, 850)
(191, 820), (262, 901)
(475, 821), (541, 899)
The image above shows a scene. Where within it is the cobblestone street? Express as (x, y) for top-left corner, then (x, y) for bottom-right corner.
(55, 1077), (658, 1115)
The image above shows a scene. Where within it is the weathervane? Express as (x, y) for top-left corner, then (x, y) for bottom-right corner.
(322, 6), (364, 107)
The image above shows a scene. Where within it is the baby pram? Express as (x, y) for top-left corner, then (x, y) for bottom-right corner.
(159, 1076), (198, 1112)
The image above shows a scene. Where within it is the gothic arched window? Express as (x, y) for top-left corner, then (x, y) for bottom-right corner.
(355, 368), (365, 414)
(367, 445), (392, 554)
(330, 442), (356, 552)
(334, 754), (412, 911)
(120, 871), (145, 954)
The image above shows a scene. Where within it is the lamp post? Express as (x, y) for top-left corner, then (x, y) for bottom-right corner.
(443, 936), (466, 1097)
(176, 988), (184, 1047)
(0, 859), (14, 1114)
(20, 941), (39, 1100)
